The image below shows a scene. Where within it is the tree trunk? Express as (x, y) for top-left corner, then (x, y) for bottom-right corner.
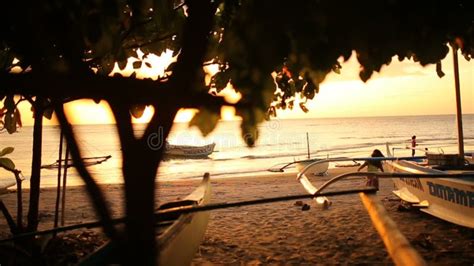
(123, 152), (157, 265)
(27, 103), (43, 232)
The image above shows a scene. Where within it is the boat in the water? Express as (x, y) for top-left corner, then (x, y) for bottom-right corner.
(165, 142), (216, 158)
(0, 178), (16, 194)
(79, 173), (212, 265)
(385, 144), (474, 228)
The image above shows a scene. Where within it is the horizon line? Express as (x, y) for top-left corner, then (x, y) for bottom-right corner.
(17, 112), (474, 127)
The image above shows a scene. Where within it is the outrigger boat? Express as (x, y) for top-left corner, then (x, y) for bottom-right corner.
(292, 156), (426, 208)
(269, 157), (329, 175)
(165, 142), (216, 158)
(41, 155), (112, 170)
(385, 144), (474, 228)
(79, 173), (212, 265)
(383, 45), (474, 228)
(295, 159), (329, 175)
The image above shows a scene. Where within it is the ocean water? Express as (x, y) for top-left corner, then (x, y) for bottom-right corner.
(1, 114), (473, 188)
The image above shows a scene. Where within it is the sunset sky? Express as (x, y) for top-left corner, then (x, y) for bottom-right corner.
(16, 49), (473, 126)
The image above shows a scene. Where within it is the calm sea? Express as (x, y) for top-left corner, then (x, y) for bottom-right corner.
(1, 114), (473, 188)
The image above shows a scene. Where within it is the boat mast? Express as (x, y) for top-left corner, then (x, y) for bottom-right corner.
(306, 132), (310, 159)
(452, 43), (464, 158)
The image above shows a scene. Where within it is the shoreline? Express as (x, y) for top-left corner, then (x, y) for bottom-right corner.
(1, 167), (473, 264)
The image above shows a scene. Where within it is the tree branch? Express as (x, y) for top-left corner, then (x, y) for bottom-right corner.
(123, 32), (176, 50)
(167, 0), (216, 94)
(0, 200), (18, 235)
(108, 100), (136, 165)
(54, 104), (117, 240)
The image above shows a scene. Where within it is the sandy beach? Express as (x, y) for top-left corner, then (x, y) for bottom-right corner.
(0, 167), (473, 264)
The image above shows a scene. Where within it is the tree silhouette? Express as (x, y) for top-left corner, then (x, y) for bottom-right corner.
(0, 0), (472, 264)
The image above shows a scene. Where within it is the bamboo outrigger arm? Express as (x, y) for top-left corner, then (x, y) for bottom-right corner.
(360, 193), (426, 266)
(296, 160), (432, 266)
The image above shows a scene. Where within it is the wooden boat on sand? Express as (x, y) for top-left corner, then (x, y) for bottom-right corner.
(79, 173), (212, 265)
(386, 144), (474, 228)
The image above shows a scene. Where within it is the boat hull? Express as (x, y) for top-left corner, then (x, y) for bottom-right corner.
(79, 174), (212, 265)
(165, 143), (216, 158)
(387, 160), (474, 228)
(158, 174), (211, 265)
(296, 159), (329, 175)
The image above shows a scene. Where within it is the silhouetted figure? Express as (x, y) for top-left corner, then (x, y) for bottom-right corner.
(411, 135), (417, 156)
(357, 149), (384, 190)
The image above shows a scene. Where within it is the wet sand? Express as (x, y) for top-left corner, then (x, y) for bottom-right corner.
(0, 167), (473, 264)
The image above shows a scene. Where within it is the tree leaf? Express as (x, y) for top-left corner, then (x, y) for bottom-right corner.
(436, 61), (445, 78)
(0, 157), (15, 171)
(189, 109), (220, 137)
(241, 118), (258, 147)
(299, 103), (309, 113)
(14, 108), (22, 127)
(0, 147), (14, 157)
(129, 104), (146, 119)
(4, 111), (16, 134)
(332, 62), (342, 74)
(43, 107), (54, 120)
(116, 49), (128, 70)
(133, 61), (142, 69)
(117, 59), (128, 71)
(4, 95), (14, 111)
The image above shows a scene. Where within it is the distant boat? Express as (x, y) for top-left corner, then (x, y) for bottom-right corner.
(0, 178), (16, 194)
(295, 159), (329, 175)
(165, 142), (216, 158)
(41, 155), (112, 170)
(386, 144), (474, 228)
(268, 157), (328, 175)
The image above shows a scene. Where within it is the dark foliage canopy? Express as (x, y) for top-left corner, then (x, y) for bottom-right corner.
(0, 0), (472, 143)
(0, 1), (472, 264)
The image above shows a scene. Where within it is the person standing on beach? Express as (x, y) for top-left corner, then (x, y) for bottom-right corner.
(411, 135), (417, 156)
(357, 149), (384, 190)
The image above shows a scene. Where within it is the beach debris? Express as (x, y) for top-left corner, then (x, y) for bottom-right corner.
(42, 230), (106, 264)
(301, 203), (310, 211)
(321, 199), (331, 210)
(413, 233), (434, 250)
(397, 201), (413, 212)
(294, 200), (303, 206)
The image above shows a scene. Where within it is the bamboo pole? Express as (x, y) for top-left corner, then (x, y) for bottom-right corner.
(0, 187), (376, 243)
(306, 132), (310, 159)
(61, 144), (69, 226)
(359, 193), (426, 266)
(452, 44), (464, 158)
(53, 130), (64, 231)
